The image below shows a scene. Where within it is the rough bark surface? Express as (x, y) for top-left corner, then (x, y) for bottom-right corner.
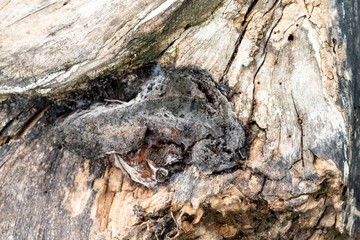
(0, 0), (358, 239)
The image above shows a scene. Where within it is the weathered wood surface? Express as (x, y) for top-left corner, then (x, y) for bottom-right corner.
(339, 0), (360, 237)
(0, 0), (358, 239)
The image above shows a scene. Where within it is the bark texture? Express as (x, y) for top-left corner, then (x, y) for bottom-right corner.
(0, 0), (358, 239)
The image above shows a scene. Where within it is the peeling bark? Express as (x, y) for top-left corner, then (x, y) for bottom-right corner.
(0, 0), (358, 239)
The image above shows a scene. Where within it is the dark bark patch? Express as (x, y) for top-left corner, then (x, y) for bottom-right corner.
(56, 66), (246, 188)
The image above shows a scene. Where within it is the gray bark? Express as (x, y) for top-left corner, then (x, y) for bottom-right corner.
(338, 0), (360, 238)
(0, 0), (359, 239)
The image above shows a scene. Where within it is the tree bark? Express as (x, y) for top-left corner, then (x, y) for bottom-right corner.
(0, 0), (358, 239)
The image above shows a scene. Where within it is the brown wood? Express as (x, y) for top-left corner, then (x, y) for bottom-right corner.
(0, 0), (358, 239)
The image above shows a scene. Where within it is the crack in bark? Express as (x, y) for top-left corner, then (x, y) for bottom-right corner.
(262, 6), (283, 55)
(314, 201), (329, 230)
(242, 0), (259, 25)
(3, 1), (58, 29)
(282, 15), (306, 39)
(219, 0), (259, 83)
(157, 29), (186, 58)
(303, 0), (316, 20)
(13, 106), (49, 140)
(249, 53), (267, 122)
(258, 175), (267, 197)
(0, 101), (37, 137)
(288, 158), (303, 171)
(291, 93), (304, 168)
(221, 0), (233, 15)
(0, 101), (50, 147)
(246, 3), (283, 124)
(262, 0), (280, 17)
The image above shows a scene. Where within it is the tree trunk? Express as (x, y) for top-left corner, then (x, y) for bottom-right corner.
(0, 0), (358, 239)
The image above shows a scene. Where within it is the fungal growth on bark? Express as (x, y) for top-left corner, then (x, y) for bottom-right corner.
(56, 67), (245, 188)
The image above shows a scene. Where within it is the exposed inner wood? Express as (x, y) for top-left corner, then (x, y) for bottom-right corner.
(0, 0), (358, 239)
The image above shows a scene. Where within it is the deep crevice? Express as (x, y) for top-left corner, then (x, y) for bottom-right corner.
(219, 0), (259, 83)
